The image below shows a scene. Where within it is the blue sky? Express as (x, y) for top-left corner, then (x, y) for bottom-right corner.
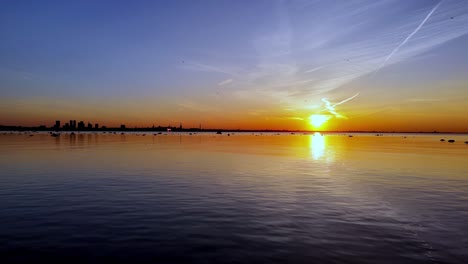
(1, 0), (468, 131)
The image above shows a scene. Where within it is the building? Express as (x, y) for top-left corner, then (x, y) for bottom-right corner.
(54, 120), (61, 130)
(77, 121), (85, 130)
(69, 120), (76, 130)
(95, 124), (99, 129)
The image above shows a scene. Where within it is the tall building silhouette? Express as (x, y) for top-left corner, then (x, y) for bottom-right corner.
(78, 121), (85, 130)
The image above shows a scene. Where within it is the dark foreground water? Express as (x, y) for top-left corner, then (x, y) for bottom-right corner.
(1, 132), (467, 263)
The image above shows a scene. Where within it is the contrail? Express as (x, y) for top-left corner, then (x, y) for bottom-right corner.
(379, 0), (443, 70)
(321, 98), (346, 118)
(331, 92), (360, 107)
(305, 66), (324, 73)
(319, 92), (360, 119)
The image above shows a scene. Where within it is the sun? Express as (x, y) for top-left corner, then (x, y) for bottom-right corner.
(309, 114), (332, 128)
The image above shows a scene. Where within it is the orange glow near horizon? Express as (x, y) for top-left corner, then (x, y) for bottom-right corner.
(2, 112), (468, 132)
(1, 96), (468, 132)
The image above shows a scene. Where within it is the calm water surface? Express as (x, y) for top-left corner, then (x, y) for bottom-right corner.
(1, 132), (467, 263)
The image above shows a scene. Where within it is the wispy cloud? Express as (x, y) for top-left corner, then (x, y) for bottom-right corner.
(286, 117), (304, 120)
(305, 66), (324, 73)
(406, 98), (442, 103)
(319, 93), (360, 119)
(180, 62), (239, 76)
(181, 0), (468, 114)
(378, 0), (444, 71)
(218, 79), (233, 86)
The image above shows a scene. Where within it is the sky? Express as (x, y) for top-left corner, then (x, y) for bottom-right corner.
(1, 0), (468, 131)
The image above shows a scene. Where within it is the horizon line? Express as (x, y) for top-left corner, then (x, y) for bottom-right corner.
(1, 124), (467, 134)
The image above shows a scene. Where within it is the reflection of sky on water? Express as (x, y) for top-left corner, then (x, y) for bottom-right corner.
(2, 133), (468, 262)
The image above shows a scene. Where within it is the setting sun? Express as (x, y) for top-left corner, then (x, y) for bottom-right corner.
(309, 114), (332, 128)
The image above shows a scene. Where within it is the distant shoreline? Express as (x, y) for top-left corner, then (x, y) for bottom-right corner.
(0, 125), (466, 134)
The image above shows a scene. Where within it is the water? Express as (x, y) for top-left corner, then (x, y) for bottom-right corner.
(1, 132), (467, 263)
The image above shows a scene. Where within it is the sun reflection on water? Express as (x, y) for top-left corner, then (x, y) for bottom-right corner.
(309, 132), (326, 160)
